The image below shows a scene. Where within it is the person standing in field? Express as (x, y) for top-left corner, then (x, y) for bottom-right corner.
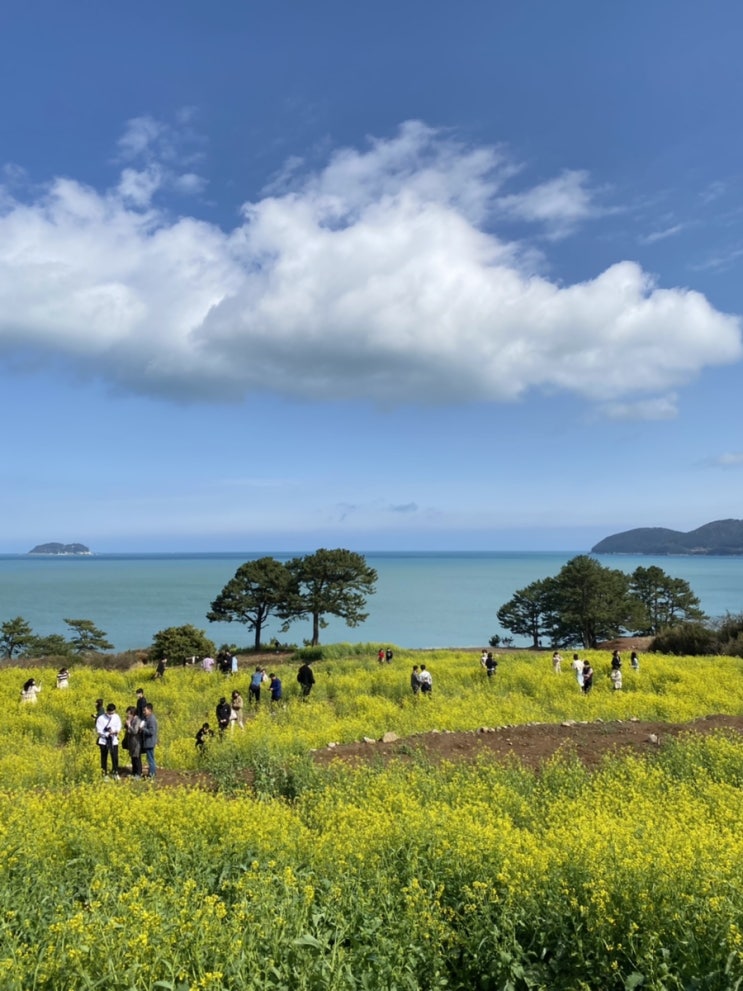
(610, 666), (623, 691)
(140, 703), (158, 779)
(571, 655), (584, 689)
(480, 649), (488, 666)
(552, 651), (563, 674)
(418, 665), (433, 695)
(297, 660), (315, 698)
(135, 688), (148, 721)
(581, 661), (594, 694)
(411, 665), (422, 695)
(20, 678), (42, 704)
(249, 666), (265, 704)
(216, 696), (231, 734)
(611, 650), (622, 671)
(484, 653), (498, 679)
(96, 702), (122, 778)
(378, 648), (385, 664)
(630, 650), (640, 671)
(124, 705), (143, 778)
(385, 648), (393, 663)
(230, 689), (244, 730)
(56, 667), (70, 689)
(154, 656), (167, 680)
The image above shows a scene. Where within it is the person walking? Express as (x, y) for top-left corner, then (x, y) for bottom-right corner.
(297, 660), (315, 698)
(269, 673), (283, 702)
(418, 665), (433, 695)
(140, 703), (158, 779)
(410, 665), (422, 695)
(124, 706), (143, 778)
(571, 654), (584, 689)
(96, 703), (122, 778)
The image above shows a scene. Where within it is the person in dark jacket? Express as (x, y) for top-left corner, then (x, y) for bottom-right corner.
(140, 704), (158, 779)
(216, 696), (231, 734)
(297, 661), (315, 698)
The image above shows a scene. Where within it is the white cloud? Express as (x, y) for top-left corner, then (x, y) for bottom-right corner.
(602, 394), (679, 421)
(0, 121), (740, 412)
(495, 169), (603, 237)
(711, 452), (743, 467)
(639, 223), (685, 245)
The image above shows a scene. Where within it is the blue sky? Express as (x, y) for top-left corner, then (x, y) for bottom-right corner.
(1, 0), (742, 553)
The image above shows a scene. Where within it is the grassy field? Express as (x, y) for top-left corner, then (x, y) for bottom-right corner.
(2, 646), (743, 989)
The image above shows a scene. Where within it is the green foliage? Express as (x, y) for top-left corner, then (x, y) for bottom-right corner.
(27, 633), (74, 659)
(0, 616), (35, 659)
(497, 558), (706, 648)
(207, 556), (294, 651)
(630, 565), (705, 634)
(282, 548), (378, 646)
(652, 622), (719, 655)
(150, 624), (216, 664)
(63, 618), (113, 654)
(546, 555), (645, 647)
(496, 578), (553, 648)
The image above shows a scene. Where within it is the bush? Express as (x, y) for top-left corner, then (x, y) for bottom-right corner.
(651, 622), (718, 655)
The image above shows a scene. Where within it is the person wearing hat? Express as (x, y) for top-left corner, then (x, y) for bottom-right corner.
(95, 703), (122, 778)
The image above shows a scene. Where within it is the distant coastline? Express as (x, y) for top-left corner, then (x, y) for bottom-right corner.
(592, 519), (743, 556)
(28, 542), (91, 556)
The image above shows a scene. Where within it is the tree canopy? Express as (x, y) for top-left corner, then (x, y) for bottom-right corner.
(281, 548), (378, 646)
(150, 625), (216, 664)
(64, 618), (113, 654)
(0, 616), (35, 659)
(207, 556), (294, 651)
(496, 556), (702, 648)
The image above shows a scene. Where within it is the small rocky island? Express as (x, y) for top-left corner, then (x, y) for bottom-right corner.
(28, 542), (92, 555)
(592, 519), (743, 555)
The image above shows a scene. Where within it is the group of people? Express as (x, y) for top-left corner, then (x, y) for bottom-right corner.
(410, 664), (433, 695)
(19, 667), (71, 702)
(198, 663), (317, 749)
(94, 688), (158, 780)
(480, 650), (498, 677)
(377, 648), (394, 663)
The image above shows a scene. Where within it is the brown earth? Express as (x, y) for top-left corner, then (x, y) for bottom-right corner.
(140, 714), (743, 790)
(132, 639), (743, 787)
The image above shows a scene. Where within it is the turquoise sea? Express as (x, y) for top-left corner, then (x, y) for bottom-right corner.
(0, 551), (742, 652)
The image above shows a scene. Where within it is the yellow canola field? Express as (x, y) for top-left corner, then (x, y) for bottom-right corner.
(1, 647), (742, 990)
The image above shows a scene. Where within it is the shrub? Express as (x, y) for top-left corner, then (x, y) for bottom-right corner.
(651, 622), (718, 655)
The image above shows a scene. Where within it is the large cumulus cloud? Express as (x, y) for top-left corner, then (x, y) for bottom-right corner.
(0, 120), (739, 409)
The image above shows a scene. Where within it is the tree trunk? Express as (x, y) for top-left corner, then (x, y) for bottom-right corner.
(312, 612), (320, 646)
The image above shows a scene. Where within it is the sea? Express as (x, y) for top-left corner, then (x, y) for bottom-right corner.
(0, 551), (742, 653)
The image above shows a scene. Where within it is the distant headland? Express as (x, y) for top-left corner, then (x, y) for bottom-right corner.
(28, 542), (92, 556)
(592, 519), (743, 555)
